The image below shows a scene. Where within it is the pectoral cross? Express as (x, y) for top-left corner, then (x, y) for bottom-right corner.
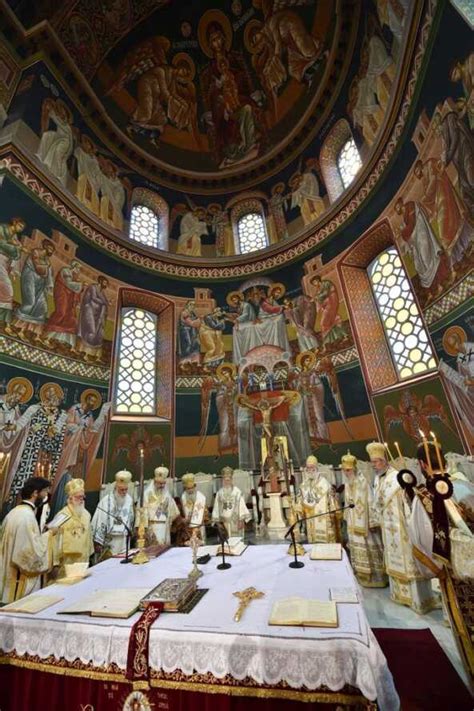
(233, 586), (265, 622)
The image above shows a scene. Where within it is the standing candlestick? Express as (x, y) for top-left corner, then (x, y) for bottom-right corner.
(138, 443), (145, 507)
(430, 431), (444, 472)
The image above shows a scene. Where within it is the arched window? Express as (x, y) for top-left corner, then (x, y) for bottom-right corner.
(114, 307), (157, 415)
(237, 212), (268, 254)
(129, 188), (169, 250)
(320, 119), (361, 202)
(337, 137), (362, 189)
(231, 198), (269, 254)
(450, 0), (473, 27)
(129, 205), (160, 248)
(369, 247), (436, 380)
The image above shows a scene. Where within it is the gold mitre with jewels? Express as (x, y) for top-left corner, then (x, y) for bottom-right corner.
(182, 472), (196, 488)
(366, 442), (387, 461)
(154, 466), (169, 481)
(115, 469), (132, 484)
(65, 478), (85, 497)
(341, 451), (357, 470)
(221, 465), (233, 478)
(305, 455), (318, 467)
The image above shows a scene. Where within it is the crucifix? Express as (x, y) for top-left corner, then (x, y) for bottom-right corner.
(233, 586), (265, 622)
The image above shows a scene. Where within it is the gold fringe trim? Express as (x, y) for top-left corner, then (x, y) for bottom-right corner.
(0, 655), (369, 704)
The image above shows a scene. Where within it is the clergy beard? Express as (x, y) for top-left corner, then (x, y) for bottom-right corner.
(114, 491), (126, 507)
(223, 484), (233, 493)
(187, 490), (196, 503)
(71, 503), (85, 515)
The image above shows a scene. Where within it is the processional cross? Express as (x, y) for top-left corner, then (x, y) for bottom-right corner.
(233, 586), (265, 622)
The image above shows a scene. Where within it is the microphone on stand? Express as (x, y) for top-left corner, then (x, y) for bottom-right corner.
(211, 521), (232, 570)
(284, 503), (355, 569)
(94, 505), (134, 564)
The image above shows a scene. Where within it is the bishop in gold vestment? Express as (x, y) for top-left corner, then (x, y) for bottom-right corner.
(52, 478), (93, 578)
(341, 452), (387, 588)
(367, 442), (437, 614)
(0, 476), (54, 603)
(297, 455), (338, 543)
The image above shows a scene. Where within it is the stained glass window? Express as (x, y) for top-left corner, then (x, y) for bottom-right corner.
(337, 138), (362, 189)
(129, 205), (160, 248)
(115, 307), (157, 414)
(369, 247), (436, 380)
(237, 211), (268, 254)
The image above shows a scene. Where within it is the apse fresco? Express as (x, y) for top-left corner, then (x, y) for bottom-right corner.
(0, 362), (109, 516)
(372, 376), (465, 456)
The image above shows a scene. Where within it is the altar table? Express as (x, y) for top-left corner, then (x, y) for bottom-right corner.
(0, 545), (399, 710)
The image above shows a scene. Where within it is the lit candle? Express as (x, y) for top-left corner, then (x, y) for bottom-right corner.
(384, 442), (395, 463)
(419, 429), (433, 477)
(430, 431), (444, 472)
(394, 441), (404, 465)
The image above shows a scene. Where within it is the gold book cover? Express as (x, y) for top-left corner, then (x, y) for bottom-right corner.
(140, 578), (197, 612)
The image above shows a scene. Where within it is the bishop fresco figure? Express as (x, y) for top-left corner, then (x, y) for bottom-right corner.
(212, 466), (251, 537)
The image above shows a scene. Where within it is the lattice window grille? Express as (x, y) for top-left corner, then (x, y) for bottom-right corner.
(115, 307), (157, 414)
(237, 211), (268, 254)
(369, 247), (437, 380)
(337, 138), (362, 189)
(129, 204), (160, 248)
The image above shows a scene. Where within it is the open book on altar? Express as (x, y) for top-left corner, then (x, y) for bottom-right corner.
(2, 593), (64, 614)
(310, 543), (342, 560)
(58, 588), (151, 619)
(269, 597), (338, 628)
(198, 537), (247, 557)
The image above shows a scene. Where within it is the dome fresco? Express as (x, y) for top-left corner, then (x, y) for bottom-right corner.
(1, 0), (415, 262)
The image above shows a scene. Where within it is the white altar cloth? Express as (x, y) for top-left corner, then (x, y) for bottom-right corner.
(0, 545), (399, 710)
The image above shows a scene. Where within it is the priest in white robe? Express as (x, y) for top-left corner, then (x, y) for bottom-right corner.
(297, 455), (339, 543)
(406, 442), (474, 679)
(91, 470), (135, 557)
(51, 478), (93, 579)
(0, 476), (55, 603)
(181, 473), (208, 542)
(212, 466), (251, 538)
(341, 452), (387, 588)
(367, 441), (437, 614)
(143, 466), (179, 545)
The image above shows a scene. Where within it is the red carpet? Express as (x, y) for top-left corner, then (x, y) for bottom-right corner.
(374, 627), (472, 710)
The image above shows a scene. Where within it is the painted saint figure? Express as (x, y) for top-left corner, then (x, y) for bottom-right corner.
(36, 99), (74, 185)
(44, 261), (83, 349)
(294, 351), (330, 446)
(77, 276), (109, 362)
(0, 218), (24, 332)
(13, 239), (56, 341)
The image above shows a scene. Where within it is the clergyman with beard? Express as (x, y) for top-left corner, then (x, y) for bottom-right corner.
(0, 477), (56, 603)
(91, 470), (135, 559)
(51, 478), (93, 579)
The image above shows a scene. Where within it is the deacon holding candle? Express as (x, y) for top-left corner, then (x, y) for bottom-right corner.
(366, 441), (438, 614)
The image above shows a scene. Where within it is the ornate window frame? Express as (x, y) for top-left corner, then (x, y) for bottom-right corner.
(231, 199), (269, 255)
(129, 188), (169, 251)
(320, 118), (360, 202)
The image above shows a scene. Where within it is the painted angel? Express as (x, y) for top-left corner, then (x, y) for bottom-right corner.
(383, 392), (452, 442)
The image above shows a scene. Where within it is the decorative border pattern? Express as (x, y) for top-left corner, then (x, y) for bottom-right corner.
(0, 2), (439, 280)
(0, 335), (110, 383)
(0, 653), (368, 705)
(424, 275), (474, 325)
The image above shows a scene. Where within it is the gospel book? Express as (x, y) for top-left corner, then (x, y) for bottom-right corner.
(310, 543), (342, 560)
(140, 578), (196, 612)
(269, 597), (338, 628)
(198, 537), (247, 557)
(58, 588), (151, 618)
(1, 594), (64, 614)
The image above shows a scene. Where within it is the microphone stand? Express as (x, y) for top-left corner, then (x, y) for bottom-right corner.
(95, 505), (133, 564)
(214, 521), (231, 570)
(284, 504), (355, 569)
